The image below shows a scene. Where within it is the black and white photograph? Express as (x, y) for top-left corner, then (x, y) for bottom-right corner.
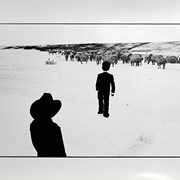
(0, 24), (180, 157)
(1, 0), (180, 158)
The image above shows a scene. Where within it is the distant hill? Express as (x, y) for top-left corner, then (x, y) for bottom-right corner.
(130, 41), (180, 56)
(2, 41), (180, 56)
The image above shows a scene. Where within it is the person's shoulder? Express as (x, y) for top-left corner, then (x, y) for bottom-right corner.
(30, 119), (37, 126)
(100, 72), (110, 76)
(30, 120), (39, 131)
(107, 73), (114, 79)
(97, 72), (103, 76)
(52, 121), (61, 129)
(106, 72), (113, 76)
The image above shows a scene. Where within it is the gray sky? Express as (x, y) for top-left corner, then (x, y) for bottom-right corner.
(0, 158), (179, 180)
(0, 25), (180, 46)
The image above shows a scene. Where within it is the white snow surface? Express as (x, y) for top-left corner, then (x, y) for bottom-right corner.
(0, 49), (180, 156)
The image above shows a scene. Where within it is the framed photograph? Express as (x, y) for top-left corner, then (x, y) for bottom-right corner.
(0, 24), (180, 157)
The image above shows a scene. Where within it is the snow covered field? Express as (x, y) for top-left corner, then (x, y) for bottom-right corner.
(0, 49), (180, 156)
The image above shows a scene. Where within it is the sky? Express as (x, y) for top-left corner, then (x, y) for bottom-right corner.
(1, 0), (180, 45)
(0, 25), (180, 46)
(0, 158), (179, 180)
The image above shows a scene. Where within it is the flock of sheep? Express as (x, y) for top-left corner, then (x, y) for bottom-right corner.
(46, 49), (180, 69)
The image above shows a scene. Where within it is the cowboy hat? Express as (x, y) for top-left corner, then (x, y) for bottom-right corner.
(30, 93), (62, 119)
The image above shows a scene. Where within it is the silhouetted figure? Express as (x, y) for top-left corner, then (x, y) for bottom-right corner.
(95, 61), (115, 118)
(30, 93), (67, 157)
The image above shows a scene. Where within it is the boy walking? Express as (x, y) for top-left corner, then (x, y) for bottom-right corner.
(95, 61), (115, 118)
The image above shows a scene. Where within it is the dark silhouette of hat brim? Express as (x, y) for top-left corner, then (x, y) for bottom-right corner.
(30, 93), (62, 119)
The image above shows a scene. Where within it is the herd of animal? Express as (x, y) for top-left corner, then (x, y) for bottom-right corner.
(47, 49), (180, 69)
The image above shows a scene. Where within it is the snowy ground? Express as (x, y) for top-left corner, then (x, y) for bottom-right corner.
(0, 49), (180, 156)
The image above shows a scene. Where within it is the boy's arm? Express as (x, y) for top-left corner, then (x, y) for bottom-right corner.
(95, 74), (100, 91)
(111, 75), (115, 95)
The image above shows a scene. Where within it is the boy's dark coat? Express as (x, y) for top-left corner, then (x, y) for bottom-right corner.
(96, 72), (115, 94)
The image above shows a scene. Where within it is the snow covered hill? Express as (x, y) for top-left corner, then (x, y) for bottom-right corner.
(3, 41), (180, 57)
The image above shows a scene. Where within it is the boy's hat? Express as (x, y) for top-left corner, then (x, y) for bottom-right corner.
(102, 61), (111, 71)
(30, 93), (62, 119)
